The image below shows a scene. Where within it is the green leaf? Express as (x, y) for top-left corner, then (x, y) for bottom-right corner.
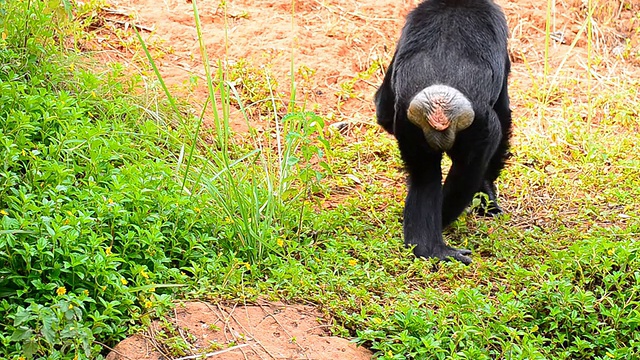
(41, 313), (58, 343)
(10, 327), (32, 341)
(24, 339), (38, 359)
(13, 307), (33, 327)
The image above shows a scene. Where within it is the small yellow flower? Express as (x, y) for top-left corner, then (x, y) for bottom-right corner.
(245, 263), (251, 270)
(19, 356), (26, 360)
(277, 238), (284, 247)
(90, 90), (96, 98)
(348, 259), (357, 267)
(69, 63), (75, 72)
(102, 285), (107, 291)
(105, 246), (112, 255)
(149, 287), (156, 293)
(145, 300), (153, 308)
(0, 209), (7, 216)
(83, 290), (89, 296)
(56, 286), (67, 296)
(140, 270), (149, 279)
(387, 351), (393, 357)
(108, 198), (114, 205)
(69, 303), (74, 310)
(194, 207), (201, 213)
(67, 211), (73, 216)
(120, 278), (128, 285)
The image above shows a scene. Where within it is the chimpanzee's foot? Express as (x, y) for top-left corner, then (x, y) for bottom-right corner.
(475, 180), (504, 217)
(413, 245), (472, 265)
(474, 200), (503, 217)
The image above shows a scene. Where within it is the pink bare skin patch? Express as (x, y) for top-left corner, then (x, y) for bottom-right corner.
(428, 98), (451, 131)
(428, 106), (450, 131)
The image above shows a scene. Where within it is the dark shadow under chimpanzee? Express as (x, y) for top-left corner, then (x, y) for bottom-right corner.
(374, 0), (512, 264)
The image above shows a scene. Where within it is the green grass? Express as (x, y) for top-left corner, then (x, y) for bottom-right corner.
(1, 0), (640, 359)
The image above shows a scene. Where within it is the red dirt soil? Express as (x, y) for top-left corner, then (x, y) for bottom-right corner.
(89, 0), (639, 358)
(88, 0), (640, 134)
(105, 302), (371, 360)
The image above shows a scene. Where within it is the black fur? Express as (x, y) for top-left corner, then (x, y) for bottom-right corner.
(374, 0), (512, 264)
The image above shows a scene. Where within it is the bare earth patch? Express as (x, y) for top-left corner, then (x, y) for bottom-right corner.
(86, 0), (640, 135)
(106, 302), (371, 360)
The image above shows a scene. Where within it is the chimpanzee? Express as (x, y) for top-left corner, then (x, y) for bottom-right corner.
(374, 0), (512, 264)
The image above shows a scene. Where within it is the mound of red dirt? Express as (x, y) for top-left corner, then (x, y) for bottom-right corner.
(106, 302), (371, 360)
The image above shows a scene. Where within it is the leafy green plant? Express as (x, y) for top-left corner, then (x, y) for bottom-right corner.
(10, 295), (96, 359)
(0, 1), (233, 358)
